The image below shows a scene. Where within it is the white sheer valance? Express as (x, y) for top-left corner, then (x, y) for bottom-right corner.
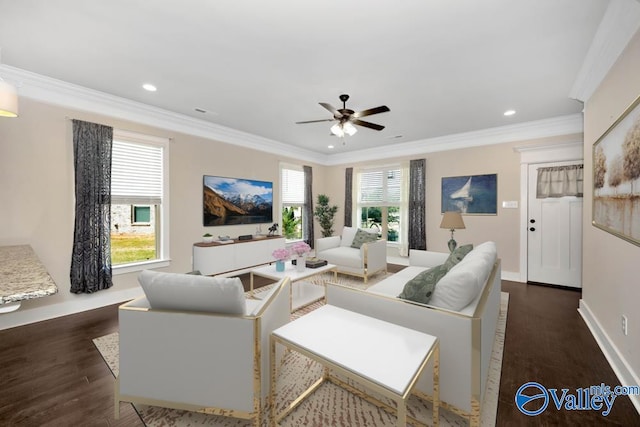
(536, 164), (584, 198)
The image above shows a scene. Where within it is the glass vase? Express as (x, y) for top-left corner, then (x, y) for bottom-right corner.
(275, 260), (285, 272)
(295, 256), (305, 272)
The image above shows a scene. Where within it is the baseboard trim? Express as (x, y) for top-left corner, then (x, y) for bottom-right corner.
(0, 287), (143, 331)
(578, 299), (640, 414)
(501, 271), (523, 282)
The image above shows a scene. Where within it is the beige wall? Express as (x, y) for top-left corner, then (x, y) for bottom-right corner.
(0, 98), (325, 320)
(324, 133), (581, 274)
(583, 30), (640, 382)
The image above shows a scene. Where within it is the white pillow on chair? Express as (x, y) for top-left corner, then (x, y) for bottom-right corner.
(340, 226), (358, 247)
(138, 270), (245, 314)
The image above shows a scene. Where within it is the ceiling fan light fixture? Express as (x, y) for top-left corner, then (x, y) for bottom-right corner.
(343, 121), (357, 136)
(330, 123), (345, 137)
(330, 122), (357, 137)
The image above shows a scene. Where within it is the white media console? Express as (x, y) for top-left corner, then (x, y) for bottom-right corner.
(193, 235), (286, 275)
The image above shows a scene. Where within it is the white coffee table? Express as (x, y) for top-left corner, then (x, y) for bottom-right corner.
(249, 262), (337, 312)
(270, 305), (440, 426)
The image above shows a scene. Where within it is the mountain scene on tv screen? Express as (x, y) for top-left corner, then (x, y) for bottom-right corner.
(203, 177), (273, 226)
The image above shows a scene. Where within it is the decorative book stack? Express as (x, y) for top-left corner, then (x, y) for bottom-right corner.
(292, 257), (328, 268)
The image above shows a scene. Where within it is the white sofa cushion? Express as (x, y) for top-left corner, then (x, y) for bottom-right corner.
(138, 270), (246, 314)
(319, 246), (363, 269)
(339, 226), (358, 247)
(429, 242), (497, 311)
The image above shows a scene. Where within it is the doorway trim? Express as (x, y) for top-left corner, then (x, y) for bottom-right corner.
(513, 141), (583, 283)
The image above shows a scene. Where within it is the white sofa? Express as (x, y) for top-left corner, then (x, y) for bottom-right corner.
(115, 272), (291, 427)
(315, 226), (387, 282)
(326, 242), (501, 427)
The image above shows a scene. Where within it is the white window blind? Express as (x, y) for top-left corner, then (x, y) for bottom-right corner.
(111, 140), (163, 204)
(282, 168), (305, 205)
(359, 168), (401, 205)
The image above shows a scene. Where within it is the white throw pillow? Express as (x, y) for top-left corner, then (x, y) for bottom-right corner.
(428, 264), (480, 311)
(429, 241), (497, 311)
(138, 270), (245, 314)
(340, 226), (358, 247)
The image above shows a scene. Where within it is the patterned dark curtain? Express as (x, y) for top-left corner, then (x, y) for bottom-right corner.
(408, 159), (427, 250)
(70, 120), (113, 293)
(344, 167), (353, 227)
(303, 165), (314, 248)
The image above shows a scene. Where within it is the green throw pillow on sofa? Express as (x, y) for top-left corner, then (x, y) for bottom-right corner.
(398, 264), (448, 304)
(443, 244), (473, 271)
(350, 228), (378, 249)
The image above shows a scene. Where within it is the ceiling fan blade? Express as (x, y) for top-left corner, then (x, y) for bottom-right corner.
(352, 105), (390, 118)
(295, 119), (335, 124)
(319, 102), (343, 118)
(352, 119), (385, 131)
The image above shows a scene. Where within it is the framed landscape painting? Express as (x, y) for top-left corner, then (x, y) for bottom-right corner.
(441, 173), (497, 214)
(592, 94), (640, 247)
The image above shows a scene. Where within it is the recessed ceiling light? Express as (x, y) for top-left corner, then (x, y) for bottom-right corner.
(328, 145), (334, 149)
(504, 110), (516, 116)
(142, 83), (157, 92)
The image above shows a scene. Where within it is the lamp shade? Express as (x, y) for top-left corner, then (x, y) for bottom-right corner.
(0, 80), (18, 118)
(440, 211), (465, 230)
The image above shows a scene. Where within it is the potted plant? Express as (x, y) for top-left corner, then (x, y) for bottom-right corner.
(202, 233), (214, 243)
(313, 194), (338, 238)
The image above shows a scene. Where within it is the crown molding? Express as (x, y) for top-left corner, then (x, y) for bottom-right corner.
(0, 64), (329, 165)
(1, 64), (582, 167)
(513, 140), (583, 164)
(324, 114), (584, 166)
(569, 0), (640, 102)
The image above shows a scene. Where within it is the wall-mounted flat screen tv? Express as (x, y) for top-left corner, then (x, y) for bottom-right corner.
(203, 175), (273, 226)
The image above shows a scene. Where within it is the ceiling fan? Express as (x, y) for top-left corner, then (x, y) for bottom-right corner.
(296, 94), (390, 137)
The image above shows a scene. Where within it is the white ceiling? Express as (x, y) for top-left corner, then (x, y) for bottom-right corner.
(0, 1), (610, 155)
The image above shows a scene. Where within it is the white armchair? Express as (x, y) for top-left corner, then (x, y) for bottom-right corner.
(316, 226), (387, 283)
(115, 272), (291, 427)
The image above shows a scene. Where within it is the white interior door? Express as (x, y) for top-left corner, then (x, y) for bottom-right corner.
(527, 162), (583, 288)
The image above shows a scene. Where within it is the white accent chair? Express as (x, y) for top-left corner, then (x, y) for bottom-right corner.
(115, 272), (291, 427)
(315, 226), (387, 283)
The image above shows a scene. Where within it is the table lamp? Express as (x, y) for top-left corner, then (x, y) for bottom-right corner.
(440, 211), (465, 252)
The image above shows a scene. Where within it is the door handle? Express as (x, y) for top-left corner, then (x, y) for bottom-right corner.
(529, 227), (535, 232)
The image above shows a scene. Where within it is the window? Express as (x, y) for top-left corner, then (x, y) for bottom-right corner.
(281, 165), (305, 241)
(132, 205), (151, 225)
(356, 167), (403, 243)
(110, 130), (169, 271)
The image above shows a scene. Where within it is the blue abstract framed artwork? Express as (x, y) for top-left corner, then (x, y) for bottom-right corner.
(441, 174), (497, 214)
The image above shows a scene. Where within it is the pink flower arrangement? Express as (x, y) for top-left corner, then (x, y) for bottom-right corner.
(290, 241), (311, 257)
(272, 248), (290, 261)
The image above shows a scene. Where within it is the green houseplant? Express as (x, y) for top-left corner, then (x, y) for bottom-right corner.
(313, 194), (338, 238)
(282, 206), (301, 239)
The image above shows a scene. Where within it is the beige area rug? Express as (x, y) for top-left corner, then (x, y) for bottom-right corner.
(94, 272), (508, 426)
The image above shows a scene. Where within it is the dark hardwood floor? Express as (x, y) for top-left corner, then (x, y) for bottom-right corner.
(0, 269), (638, 426)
